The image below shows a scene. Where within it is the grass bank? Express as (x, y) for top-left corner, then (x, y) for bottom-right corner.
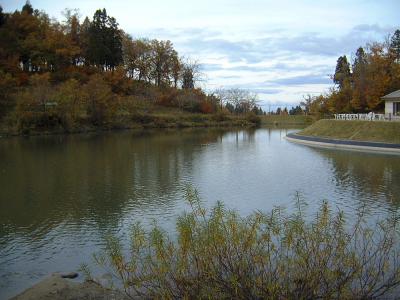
(0, 107), (261, 137)
(297, 119), (400, 144)
(260, 115), (314, 126)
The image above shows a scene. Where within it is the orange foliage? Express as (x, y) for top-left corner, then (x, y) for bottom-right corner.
(200, 101), (213, 114)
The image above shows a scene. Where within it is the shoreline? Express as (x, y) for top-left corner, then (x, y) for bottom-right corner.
(0, 121), (258, 139)
(285, 133), (400, 155)
(0, 115), (312, 139)
(10, 274), (129, 300)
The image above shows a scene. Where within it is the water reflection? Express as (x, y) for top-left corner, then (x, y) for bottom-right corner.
(311, 148), (400, 211)
(0, 127), (399, 299)
(0, 129), (227, 236)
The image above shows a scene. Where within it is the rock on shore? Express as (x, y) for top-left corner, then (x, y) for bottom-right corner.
(11, 273), (129, 300)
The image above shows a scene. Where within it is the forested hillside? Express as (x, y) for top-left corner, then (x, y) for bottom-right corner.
(0, 2), (262, 134)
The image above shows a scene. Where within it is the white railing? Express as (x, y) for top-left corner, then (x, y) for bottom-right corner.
(334, 113), (385, 121)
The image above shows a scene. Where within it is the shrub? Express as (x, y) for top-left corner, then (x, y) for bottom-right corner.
(158, 88), (178, 107)
(245, 111), (261, 126)
(0, 71), (17, 119)
(85, 188), (400, 299)
(200, 101), (213, 114)
(130, 112), (154, 124)
(83, 74), (117, 125)
(212, 111), (229, 122)
(53, 79), (84, 130)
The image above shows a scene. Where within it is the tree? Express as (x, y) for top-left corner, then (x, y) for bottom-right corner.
(289, 105), (303, 115)
(22, 1), (33, 15)
(363, 43), (391, 111)
(61, 9), (81, 65)
(181, 59), (200, 89)
(4, 7), (48, 73)
(86, 9), (122, 70)
(333, 55), (351, 89)
(106, 15), (122, 69)
(215, 88), (258, 114)
(170, 53), (181, 88)
(225, 102), (234, 113)
(150, 40), (176, 87)
(300, 94), (313, 114)
(0, 3), (232, 130)
(0, 6), (6, 27)
(213, 88), (231, 110)
(390, 29), (400, 63)
(351, 47), (368, 111)
(80, 16), (91, 65)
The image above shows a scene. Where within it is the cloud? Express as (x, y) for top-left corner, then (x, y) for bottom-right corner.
(219, 75), (242, 79)
(351, 24), (395, 35)
(132, 23), (395, 104)
(250, 88), (283, 94)
(267, 74), (332, 86)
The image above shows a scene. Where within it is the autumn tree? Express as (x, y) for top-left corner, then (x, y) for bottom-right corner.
(300, 94), (313, 115)
(122, 36), (152, 81)
(171, 54), (181, 88)
(305, 29), (400, 115)
(150, 40), (177, 87)
(363, 43), (391, 111)
(61, 9), (82, 66)
(181, 59), (200, 89)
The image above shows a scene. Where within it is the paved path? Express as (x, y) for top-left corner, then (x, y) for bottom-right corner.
(285, 133), (400, 154)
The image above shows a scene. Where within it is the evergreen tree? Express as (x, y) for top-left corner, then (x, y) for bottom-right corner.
(106, 15), (122, 68)
(333, 55), (351, 89)
(0, 6), (5, 27)
(351, 47), (368, 111)
(289, 105), (303, 115)
(390, 29), (400, 63)
(87, 9), (122, 70)
(22, 1), (33, 15)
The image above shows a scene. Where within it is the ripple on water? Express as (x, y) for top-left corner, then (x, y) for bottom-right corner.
(0, 128), (400, 299)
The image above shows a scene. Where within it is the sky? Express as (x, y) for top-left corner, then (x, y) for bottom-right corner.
(2, 0), (399, 109)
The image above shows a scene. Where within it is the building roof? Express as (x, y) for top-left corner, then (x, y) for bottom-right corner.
(382, 90), (400, 100)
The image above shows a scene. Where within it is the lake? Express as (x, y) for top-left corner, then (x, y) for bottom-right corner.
(1, 128), (400, 299)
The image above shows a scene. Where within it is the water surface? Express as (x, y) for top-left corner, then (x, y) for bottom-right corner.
(1, 128), (400, 299)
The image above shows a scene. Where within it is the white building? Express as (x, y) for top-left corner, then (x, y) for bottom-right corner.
(382, 90), (400, 118)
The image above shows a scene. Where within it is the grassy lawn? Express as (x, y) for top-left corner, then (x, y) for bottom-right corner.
(260, 115), (314, 126)
(298, 119), (400, 144)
